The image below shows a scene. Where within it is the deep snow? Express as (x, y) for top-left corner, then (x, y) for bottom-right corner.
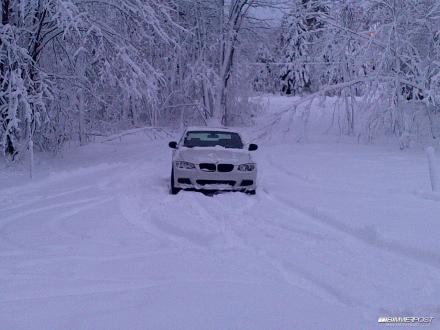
(1, 108), (440, 329)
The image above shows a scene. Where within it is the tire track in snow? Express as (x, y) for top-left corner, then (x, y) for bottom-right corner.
(0, 282), (158, 304)
(0, 163), (124, 195)
(190, 193), (258, 251)
(147, 191), (232, 249)
(117, 189), (180, 246)
(7, 251), (178, 267)
(0, 185), (99, 214)
(116, 161), (222, 249)
(258, 156), (440, 312)
(0, 278), (265, 305)
(261, 154), (440, 270)
(261, 186), (440, 270)
(267, 154), (316, 184)
(265, 152), (403, 197)
(191, 193), (366, 308)
(0, 197), (111, 251)
(0, 197), (105, 224)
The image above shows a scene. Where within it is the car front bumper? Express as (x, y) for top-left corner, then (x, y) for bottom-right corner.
(173, 165), (257, 192)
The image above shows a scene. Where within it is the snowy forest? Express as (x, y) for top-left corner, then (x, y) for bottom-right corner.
(2, 0), (440, 162)
(2, 2), (440, 328)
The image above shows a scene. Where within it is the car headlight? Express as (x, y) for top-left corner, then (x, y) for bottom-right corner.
(175, 161), (196, 169)
(238, 163), (256, 171)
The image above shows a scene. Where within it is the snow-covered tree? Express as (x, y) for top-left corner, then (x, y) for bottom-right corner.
(0, 0), (177, 167)
(277, 0), (440, 143)
(253, 43), (274, 93)
(278, 0), (328, 96)
(279, 3), (311, 95)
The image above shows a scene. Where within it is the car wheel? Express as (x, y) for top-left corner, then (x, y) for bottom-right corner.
(170, 170), (181, 195)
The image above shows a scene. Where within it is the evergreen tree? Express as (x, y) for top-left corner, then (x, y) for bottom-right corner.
(279, 0), (328, 95)
(253, 43), (274, 93)
(279, 3), (311, 95)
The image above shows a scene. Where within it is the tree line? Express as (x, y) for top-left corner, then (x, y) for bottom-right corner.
(256, 0), (440, 146)
(1, 0), (440, 165)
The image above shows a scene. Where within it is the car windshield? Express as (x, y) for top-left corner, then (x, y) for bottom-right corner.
(183, 131), (244, 149)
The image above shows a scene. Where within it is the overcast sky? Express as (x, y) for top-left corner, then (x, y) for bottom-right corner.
(251, 1), (289, 25)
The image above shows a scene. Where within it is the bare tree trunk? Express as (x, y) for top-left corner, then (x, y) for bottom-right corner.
(426, 147), (439, 192)
(78, 91), (86, 146)
(26, 0), (47, 172)
(212, 0), (225, 126)
(202, 79), (213, 119)
(75, 47), (87, 146)
(1, 0), (14, 157)
(217, 43), (235, 126)
(27, 119), (34, 178)
(219, 0), (224, 70)
(213, 0), (253, 126)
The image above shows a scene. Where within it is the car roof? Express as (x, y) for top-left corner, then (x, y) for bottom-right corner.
(184, 126), (240, 134)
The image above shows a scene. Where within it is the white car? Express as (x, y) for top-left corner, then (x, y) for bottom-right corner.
(168, 127), (258, 195)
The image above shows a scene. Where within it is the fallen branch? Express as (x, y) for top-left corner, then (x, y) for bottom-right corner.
(100, 127), (173, 143)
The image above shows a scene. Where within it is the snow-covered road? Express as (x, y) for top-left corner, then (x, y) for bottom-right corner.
(1, 131), (439, 329)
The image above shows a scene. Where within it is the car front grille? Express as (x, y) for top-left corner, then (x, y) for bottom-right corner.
(198, 163), (234, 172)
(199, 163), (216, 172)
(240, 180), (254, 186)
(196, 180), (236, 186)
(217, 164), (234, 172)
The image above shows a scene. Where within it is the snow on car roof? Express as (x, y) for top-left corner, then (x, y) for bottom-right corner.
(184, 126), (240, 133)
(188, 145), (249, 153)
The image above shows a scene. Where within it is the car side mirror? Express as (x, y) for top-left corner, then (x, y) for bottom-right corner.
(248, 143), (258, 151)
(168, 141), (178, 149)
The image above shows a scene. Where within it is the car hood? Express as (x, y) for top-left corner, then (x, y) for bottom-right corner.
(176, 146), (253, 164)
